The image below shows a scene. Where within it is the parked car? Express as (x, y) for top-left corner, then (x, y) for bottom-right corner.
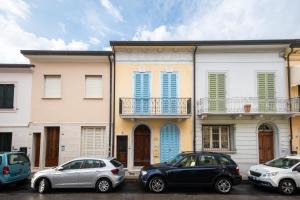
(31, 157), (125, 193)
(139, 152), (242, 193)
(248, 155), (300, 195)
(0, 152), (31, 187)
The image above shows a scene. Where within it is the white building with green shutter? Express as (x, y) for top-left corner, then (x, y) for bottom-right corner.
(195, 43), (292, 176)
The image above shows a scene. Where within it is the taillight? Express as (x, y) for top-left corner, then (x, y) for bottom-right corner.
(3, 166), (10, 175)
(234, 166), (240, 174)
(111, 168), (119, 175)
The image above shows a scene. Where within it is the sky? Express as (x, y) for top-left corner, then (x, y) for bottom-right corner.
(0, 0), (300, 63)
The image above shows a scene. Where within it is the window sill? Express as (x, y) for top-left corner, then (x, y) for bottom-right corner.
(83, 97), (103, 100)
(0, 108), (17, 113)
(42, 97), (62, 100)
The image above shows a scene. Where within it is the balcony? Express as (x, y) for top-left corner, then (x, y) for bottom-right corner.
(119, 98), (192, 119)
(197, 97), (300, 117)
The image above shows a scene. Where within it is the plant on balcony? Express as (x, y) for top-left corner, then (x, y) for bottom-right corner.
(244, 104), (251, 112)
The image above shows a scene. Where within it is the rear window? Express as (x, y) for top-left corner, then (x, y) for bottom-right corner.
(218, 156), (234, 165)
(8, 153), (29, 165)
(110, 159), (122, 167)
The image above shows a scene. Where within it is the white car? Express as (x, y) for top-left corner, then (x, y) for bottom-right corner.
(248, 155), (300, 195)
(31, 157), (125, 193)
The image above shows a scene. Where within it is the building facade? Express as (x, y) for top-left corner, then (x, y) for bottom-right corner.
(112, 44), (194, 171)
(0, 64), (33, 155)
(21, 51), (113, 169)
(195, 43), (294, 176)
(289, 47), (300, 154)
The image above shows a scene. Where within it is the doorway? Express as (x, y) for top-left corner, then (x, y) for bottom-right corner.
(134, 125), (150, 166)
(0, 132), (12, 152)
(117, 136), (128, 167)
(45, 127), (60, 167)
(258, 123), (274, 163)
(33, 133), (41, 167)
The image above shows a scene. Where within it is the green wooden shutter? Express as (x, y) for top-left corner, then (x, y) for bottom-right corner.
(208, 73), (225, 112)
(257, 72), (275, 112)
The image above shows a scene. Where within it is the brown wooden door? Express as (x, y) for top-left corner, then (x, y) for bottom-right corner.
(117, 136), (128, 167)
(34, 133), (41, 167)
(259, 131), (274, 163)
(134, 125), (150, 166)
(45, 127), (60, 167)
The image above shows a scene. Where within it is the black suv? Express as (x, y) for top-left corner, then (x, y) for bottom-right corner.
(139, 152), (242, 193)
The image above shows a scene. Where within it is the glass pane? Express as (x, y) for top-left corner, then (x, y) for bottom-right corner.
(212, 133), (219, 148)
(203, 126), (210, 148)
(179, 155), (197, 167)
(199, 155), (218, 166)
(221, 126), (229, 149)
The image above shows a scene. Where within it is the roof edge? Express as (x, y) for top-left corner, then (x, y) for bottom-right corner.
(110, 39), (300, 47)
(0, 64), (34, 68)
(20, 50), (113, 56)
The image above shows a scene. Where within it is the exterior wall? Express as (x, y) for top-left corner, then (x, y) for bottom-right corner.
(114, 49), (193, 169)
(195, 47), (290, 176)
(0, 69), (32, 156)
(27, 56), (111, 169)
(290, 52), (300, 154)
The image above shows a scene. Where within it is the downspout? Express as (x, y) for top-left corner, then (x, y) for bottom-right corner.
(112, 46), (116, 157)
(108, 54), (113, 157)
(287, 44), (295, 154)
(193, 46), (198, 152)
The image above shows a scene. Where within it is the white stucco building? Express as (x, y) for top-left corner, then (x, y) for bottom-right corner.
(0, 64), (33, 156)
(195, 43), (292, 176)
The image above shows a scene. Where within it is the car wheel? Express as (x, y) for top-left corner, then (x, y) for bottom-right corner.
(279, 179), (296, 195)
(96, 178), (112, 193)
(148, 176), (166, 193)
(215, 177), (232, 194)
(37, 178), (50, 194)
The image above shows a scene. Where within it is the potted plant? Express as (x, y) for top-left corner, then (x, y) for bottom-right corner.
(244, 104), (251, 112)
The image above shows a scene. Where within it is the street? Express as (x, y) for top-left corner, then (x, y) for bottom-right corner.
(0, 180), (299, 200)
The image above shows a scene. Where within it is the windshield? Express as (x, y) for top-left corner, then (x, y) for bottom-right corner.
(166, 154), (184, 165)
(264, 157), (300, 169)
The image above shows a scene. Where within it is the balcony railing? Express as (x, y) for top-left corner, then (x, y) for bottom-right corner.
(198, 97), (300, 115)
(119, 98), (192, 118)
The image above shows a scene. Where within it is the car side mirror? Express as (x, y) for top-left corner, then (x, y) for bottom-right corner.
(56, 166), (63, 171)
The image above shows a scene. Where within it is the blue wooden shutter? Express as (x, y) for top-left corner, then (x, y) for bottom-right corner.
(134, 73), (142, 113)
(162, 72), (169, 113)
(170, 73), (177, 113)
(142, 73), (150, 113)
(160, 124), (179, 162)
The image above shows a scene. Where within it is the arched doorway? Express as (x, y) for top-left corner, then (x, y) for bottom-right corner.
(258, 123), (274, 163)
(134, 124), (151, 166)
(160, 124), (179, 162)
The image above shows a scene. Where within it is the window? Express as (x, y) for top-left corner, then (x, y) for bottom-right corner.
(81, 127), (106, 157)
(203, 125), (233, 151)
(0, 84), (14, 109)
(110, 159), (122, 167)
(198, 155), (218, 166)
(85, 75), (103, 98)
(161, 72), (178, 114)
(218, 156), (233, 165)
(257, 72), (275, 112)
(0, 132), (12, 152)
(62, 160), (84, 170)
(44, 75), (61, 98)
(82, 160), (105, 169)
(178, 155), (197, 167)
(8, 153), (29, 165)
(208, 73), (225, 112)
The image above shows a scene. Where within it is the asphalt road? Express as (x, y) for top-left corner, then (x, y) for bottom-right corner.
(0, 180), (300, 200)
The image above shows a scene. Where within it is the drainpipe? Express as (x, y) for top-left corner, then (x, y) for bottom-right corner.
(193, 46), (198, 152)
(108, 54), (113, 157)
(112, 46), (116, 157)
(287, 44), (294, 154)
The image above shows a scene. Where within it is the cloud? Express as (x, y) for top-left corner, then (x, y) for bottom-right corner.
(99, 0), (123, 22)
(0, 0), (89, 63)
(0, 0), (30, 20)
(89, 37), (101, 45)
(133, 0), (300, 40)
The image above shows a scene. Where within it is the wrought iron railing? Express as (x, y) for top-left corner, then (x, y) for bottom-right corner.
(119, 98), (192, 116)
(197, 97), (300, 114)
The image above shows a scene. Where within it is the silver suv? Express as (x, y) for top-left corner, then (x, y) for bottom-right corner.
(31, 157), (125, 193)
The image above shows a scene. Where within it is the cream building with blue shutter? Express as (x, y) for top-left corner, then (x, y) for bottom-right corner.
(111, 43), (193, 172)
(195, 43), (293, 177)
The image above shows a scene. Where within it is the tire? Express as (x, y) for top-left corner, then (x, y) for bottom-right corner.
(279, 179), (296, 195)
(95, 178), (112, 193)
(214, 177), (232, 194)
(37, 178), (50, 194)
(148, 176), (166, 193)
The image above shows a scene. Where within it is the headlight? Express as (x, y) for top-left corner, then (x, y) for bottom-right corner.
(141, 170), (148, 176)
(262, 172), (279, 177)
